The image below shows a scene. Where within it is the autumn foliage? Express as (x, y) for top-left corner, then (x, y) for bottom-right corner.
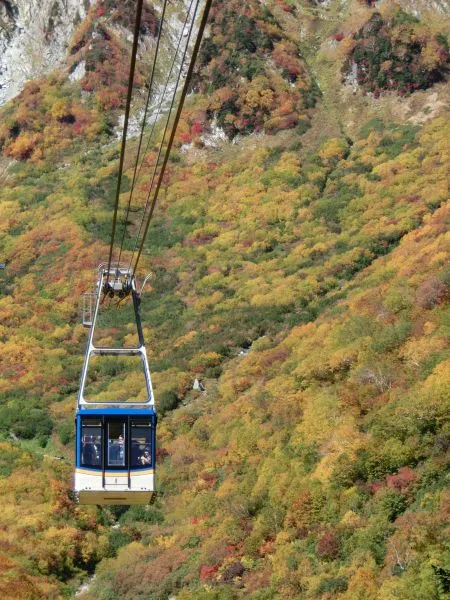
(343, 9), (450, 96)
(0, 0), (449, 598)
(191, 0), (318, 139)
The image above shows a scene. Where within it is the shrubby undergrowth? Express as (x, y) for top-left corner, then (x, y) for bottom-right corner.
(0, 0), (449, 598)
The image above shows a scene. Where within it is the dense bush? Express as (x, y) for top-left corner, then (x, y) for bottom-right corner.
(344, 9), (449, 96)
(189, 0), (317, 140)
(0, 401), (53, 446)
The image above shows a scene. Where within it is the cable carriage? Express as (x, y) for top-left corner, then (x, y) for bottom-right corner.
(75, 265), (156, 505)
(73, 0), (213, 504)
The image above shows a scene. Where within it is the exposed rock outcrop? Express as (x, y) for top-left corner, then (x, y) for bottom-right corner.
(0, 0), (94, 105)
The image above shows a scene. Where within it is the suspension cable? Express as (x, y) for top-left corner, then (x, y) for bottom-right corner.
(106, 0), (144, 280)
(126, 0), (198, 272)
(116, 0), (169, 267)
(132, 0), (213, 275)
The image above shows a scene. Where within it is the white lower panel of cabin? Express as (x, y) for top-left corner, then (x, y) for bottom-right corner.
(75, 469), (155, 504)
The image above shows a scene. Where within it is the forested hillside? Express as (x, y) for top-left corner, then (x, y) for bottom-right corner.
(0, 0), (449, 598)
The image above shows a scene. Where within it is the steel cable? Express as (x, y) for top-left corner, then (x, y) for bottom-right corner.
(131, 0), (213, 276)
(118, 0), (195, 268)
(127, 0), (202, 272)
(106, 0), (144, 281)
(116, 0), (169, 267)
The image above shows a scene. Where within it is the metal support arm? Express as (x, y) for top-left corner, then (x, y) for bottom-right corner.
(77, 265), (154, 408)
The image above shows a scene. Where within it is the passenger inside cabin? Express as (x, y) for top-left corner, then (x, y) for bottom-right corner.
(118, 435), (124, 459)
(141, 450), (151, 465)
(82, 437), (101, 466)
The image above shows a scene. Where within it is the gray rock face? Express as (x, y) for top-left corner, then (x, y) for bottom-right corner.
(394, 0), (450, 14)
(0, 0), (94, 105)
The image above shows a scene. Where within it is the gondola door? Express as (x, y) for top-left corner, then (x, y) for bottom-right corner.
(104, 418), (128, 490)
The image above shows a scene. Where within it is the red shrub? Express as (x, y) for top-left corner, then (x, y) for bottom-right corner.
(155, 447), (169, 459)
(415, 277), (447, 309)
(260, 347), (291, 368)
(316, 531), (340, 560)
(191, 122), (203, 137)
(200, 564), (219, 581)
(369, 480), (384, 494)
(199, 471), (216, 487)
(386, 467), (417, 493)
(178, 131), (192, 145)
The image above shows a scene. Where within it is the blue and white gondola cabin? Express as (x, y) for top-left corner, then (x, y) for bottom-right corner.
(74, 265), (157, 505)
(75, 407), (156, 504)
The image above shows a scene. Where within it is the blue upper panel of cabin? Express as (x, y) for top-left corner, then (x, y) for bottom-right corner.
(77, 407), (156, 417)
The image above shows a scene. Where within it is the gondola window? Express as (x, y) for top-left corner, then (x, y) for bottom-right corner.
(81, 420), (102, 467)
(108, 421), (126, 467)
(131, 420), (152, 468)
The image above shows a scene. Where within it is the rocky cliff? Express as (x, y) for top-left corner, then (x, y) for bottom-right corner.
(0, 0), (93, 105)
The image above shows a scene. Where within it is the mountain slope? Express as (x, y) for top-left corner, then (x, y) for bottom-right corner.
(0, 0), (449, 598)
(79, 115), (450, 600)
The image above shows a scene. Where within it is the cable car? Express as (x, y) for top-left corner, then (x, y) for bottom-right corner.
(75, 264), (156, 505)
(75, 408), (156, 505)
